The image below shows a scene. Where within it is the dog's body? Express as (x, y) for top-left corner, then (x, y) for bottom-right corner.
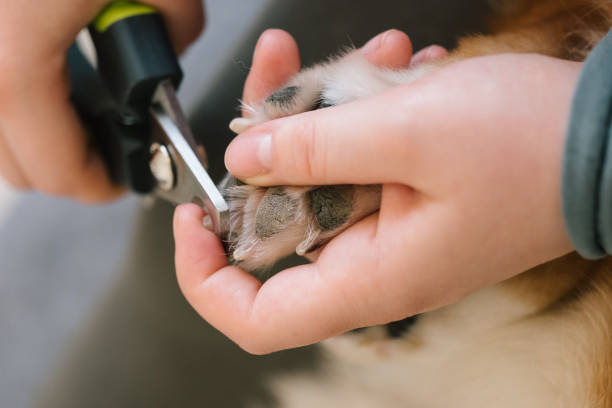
(263, 255), (612, 407)
(226, 1), (612, 406)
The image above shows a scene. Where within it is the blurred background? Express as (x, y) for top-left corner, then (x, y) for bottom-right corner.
(0, 1), (490, 406)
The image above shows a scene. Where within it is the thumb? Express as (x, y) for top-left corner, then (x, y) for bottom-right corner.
(224, 84), (424, 186)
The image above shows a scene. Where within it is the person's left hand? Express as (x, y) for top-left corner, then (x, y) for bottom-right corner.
(173, 29), (449, 353)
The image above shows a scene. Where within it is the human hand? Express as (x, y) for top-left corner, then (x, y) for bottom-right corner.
(174, 29), (578, 354)
(0, 0), (204, 201)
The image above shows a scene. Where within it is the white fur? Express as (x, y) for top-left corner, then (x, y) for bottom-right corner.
(230, 51), (435, 133)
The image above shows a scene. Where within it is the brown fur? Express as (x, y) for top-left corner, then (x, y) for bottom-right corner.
(464, 0), (612, 60)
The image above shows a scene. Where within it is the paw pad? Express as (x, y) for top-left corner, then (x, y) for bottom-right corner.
(265, 86), (300, 108)
(255, 187), (298, 239)
(308, 185), (354, 231)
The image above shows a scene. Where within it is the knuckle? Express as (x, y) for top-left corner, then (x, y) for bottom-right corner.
(233, 330), (271, 355)
(233, 314), (279, 355)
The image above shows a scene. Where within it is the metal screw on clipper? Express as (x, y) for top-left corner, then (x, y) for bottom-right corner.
(149, 142), (175, 191)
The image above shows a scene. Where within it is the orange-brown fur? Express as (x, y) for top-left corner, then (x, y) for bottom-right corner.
(460, 0), (612, 60)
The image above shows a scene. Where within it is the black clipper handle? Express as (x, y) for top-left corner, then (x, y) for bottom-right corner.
(68, 1), (183, 193)
(89, 5), (183, 110)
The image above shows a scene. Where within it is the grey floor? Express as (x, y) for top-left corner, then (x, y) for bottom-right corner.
(0, 194), (140, 407)
(0, 1), (490, 407)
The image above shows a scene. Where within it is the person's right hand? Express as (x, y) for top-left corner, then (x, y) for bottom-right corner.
(0, 0), (204, 201)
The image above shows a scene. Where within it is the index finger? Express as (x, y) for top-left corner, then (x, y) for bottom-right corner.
(242, 29), (301, 114)
(241, 29), (415, 114)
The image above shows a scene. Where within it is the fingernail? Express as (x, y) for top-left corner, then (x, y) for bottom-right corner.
(225, 133), (272, 178)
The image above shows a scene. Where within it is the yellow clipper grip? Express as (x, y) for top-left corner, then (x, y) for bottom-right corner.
(93, 1), (157, 32)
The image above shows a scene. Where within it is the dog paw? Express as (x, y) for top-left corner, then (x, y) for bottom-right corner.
(223, 49), (435, 273)
(225, 181), (381, 273)
(230, 49), (435, 133)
